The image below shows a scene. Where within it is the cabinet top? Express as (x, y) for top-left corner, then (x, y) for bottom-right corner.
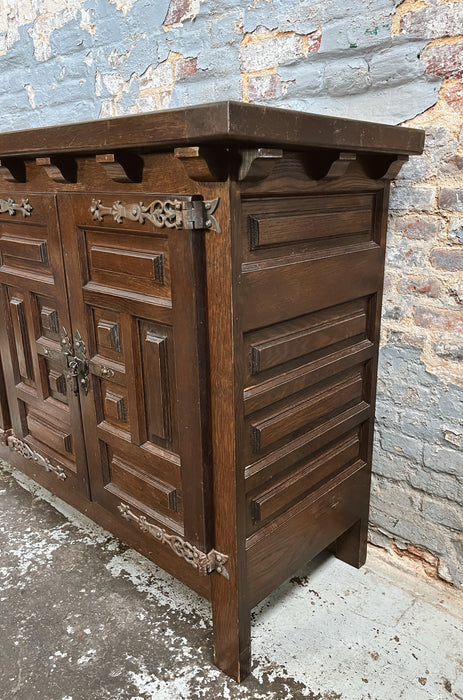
(0, 101), (424, 159)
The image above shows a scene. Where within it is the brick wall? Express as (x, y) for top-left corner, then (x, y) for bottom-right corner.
(0, 0), (462, 587)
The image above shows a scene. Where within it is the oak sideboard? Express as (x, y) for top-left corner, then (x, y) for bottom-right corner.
(0, 102), (424, 681)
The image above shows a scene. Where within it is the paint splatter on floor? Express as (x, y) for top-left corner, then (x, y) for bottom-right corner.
(1, 459), (462, 700)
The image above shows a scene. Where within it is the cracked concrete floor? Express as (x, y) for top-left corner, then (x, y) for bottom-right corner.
(1, 459), (462, 700)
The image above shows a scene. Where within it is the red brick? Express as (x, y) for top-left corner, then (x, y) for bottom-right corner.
(421, 41), (463, 79)
(414, 306), (463, 333)
(430, 248), (463, 271)
(163, 0), (195, 26)
(443, 82), (463, 113)
(306, 27), (322, 53)
(247, 73), (280, 101)
(393, 216), (442, 241)
(399, 275), (442, 298)
(174, 56), (198, 80)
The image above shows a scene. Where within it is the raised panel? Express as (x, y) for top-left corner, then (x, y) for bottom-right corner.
(91, 246), (164, 283)
(0, 235), (48, 263)
(108, 453), (178, 514)
(97, 319), (121, 353)
(250, 432), (361, 523)
(249, 208), (372, 250)
(251, 371), (364, 452)
(248, 299), (368, 376)
(9, 295), (33, 381)
(26, 411), (73, 456)
(84, 229), (170, 300)
(241, 247), (382, 331)
(140, 323), (171, 443)
(40, 306), (59, 334)
(48, 368), (67, 397)
(104, 388), (128, 425)
(0, 222), (52, 279)
(243, 193), (376, 261)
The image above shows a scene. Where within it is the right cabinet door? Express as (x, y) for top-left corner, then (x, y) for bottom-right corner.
(57, 192), (212, 551)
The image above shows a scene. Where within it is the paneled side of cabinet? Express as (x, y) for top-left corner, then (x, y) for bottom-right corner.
(0, 193), (89, 492)
(237, 186), (387, 607)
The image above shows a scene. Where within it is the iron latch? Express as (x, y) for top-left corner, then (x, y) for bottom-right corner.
(39, 328), (114, 397)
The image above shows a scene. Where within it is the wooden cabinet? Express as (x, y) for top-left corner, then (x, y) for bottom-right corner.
(0, 102), (424, 681)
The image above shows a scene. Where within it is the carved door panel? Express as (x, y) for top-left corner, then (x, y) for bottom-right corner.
(57, 193), (213, 550)
(0, 193), (89, 492)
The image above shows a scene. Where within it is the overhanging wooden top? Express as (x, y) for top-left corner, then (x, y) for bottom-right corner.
(0, 101), (425, 159)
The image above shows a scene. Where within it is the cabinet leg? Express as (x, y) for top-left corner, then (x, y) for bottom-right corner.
(211, 579), (251, 682)
(334, 517), (368, 569)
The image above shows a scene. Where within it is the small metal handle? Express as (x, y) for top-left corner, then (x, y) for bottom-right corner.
(100, 367), (115, 379)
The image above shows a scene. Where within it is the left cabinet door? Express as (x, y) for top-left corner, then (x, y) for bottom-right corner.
(0, 192), (89, 494)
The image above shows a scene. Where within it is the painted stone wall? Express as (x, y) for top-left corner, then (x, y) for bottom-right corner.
(0, 0), (462, 587)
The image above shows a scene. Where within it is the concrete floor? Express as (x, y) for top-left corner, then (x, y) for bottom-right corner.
(1, 459), (462, 700)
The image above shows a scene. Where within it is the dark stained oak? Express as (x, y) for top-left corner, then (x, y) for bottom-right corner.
(0, 103), (424, 683)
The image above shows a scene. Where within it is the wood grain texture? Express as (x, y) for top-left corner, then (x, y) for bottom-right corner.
(0, 106), (423, 683)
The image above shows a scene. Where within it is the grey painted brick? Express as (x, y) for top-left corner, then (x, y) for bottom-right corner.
(409, 465), (463, 503)
(379, 429), (423, 462)
(422, 498), (463, 531)
(423, 444), (463, 476)
(323, 57), (371, 96)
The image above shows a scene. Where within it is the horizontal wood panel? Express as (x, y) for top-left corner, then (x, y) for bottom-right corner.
(109, 454), (178, 514)
(246, 462), (369, 608)
(96, 422), (182, 490)
(0, 235), (48, 263)
(244, 339), (374, 416)
(86, 230), (169, 299)
(27, 411), (73, 457)
(249, 207), (372, 250)
(249, 299), (368, 376)
(251, 371), (363, 452)
(245, 402), (370, 492)
(91, 245), (164, 283)
(242, 246), (382, 331)
(251, 432), (360, 523)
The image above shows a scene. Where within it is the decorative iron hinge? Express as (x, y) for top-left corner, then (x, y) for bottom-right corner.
(6, 432), (66, 481)
(118, 503), (229, 580)
(0, 197), (32, 217)
(90, 197), (221, 233)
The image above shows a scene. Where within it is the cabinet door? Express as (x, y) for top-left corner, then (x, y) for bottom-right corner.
(58, 193), (211, 550)
(0, 193), (89, 492)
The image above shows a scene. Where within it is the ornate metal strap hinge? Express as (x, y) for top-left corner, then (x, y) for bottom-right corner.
(0, 197), (32, 217)
(90, 196), (221, 233)
(118, 503), (229, 580)
(6, 432), (66, 481)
